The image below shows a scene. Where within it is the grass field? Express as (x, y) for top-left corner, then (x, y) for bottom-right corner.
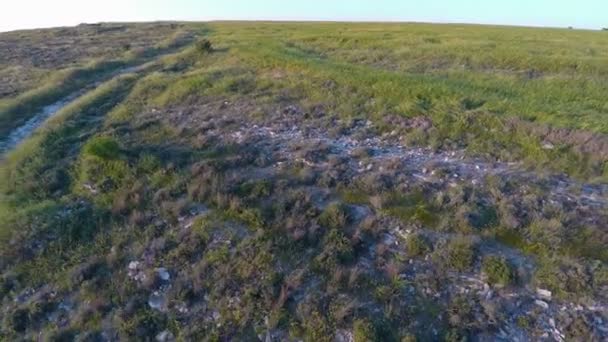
(206, 22), (608, 179)
(0, 22), (607, 341)
(214, 22), (608, 131)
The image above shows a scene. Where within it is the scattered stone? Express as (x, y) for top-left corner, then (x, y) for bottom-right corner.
(334, 329), (354, 342)
(128, 261), (140, 270)
(156, 267), (170, 281)
(149, 291), (166, 311)
(127, 261), (147, 282)
(536, 288), (552, 300)
(535, 300), (549, 310)
(175, 302), (189, 314)
(542, 142), (555, 150)
(156, 330), (175, 342)
(83, 183), (98, 194)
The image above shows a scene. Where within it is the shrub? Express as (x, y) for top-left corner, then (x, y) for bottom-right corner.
(196, 39), (213, 53)
(446, 238), (475, 271)
(401, 334), (417, 342)
(382, 191), (438, 227)
(406, 234), (431, 257)
(302, 311), (332, 342)
(119, 309), (168, 340)
(237, 180), (272, 199)
(326, 229), (354, 263)
(534, 258), (591, 299)
(319, 203), (350, 230)
(447, 296), (474, 327)
(313, 229), (354, 273)
(353, 318), (375, 342)
(482, 256), (515, 285)
(564, 315), (594, 340)
(83, 136), (121, 160)
(466, 204), (498, 230)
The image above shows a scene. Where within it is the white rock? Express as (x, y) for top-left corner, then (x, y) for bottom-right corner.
(128, 261), (140, 270)
(535, 300), (549, 310)
(156, 330), (174, 342)
(536, 288), (552, 299)
(148, 292), (166, 311)
(334, 329), (354, 342)
(156, 268), (170, 281)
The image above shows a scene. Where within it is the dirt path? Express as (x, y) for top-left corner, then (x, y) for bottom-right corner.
(0, 64), (150, 156)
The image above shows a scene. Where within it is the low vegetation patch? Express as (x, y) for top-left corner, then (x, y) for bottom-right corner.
(482, 255), (515, 286)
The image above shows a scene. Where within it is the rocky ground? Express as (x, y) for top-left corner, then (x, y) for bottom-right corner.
(1, 22), (607, 341)
(82, 98), (606, 340)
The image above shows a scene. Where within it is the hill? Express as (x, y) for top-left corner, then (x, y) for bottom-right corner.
(0, 22), (607, 341)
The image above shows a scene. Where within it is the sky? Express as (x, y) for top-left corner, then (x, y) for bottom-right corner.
(1, 0), (606, 32)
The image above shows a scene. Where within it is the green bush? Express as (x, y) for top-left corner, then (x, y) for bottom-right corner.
(446, 238), (475, 271)
(406, 234), (431, 257)
(302, 311), (332, 342)
(313, 229), (354, 273)
(119, 309), (168, 340)
(401, 334), (417, 342)
(195, 39), (213, 53)
(534, 258), (592, 299)
(482, 256), (515, 285)
(353, 318), (375, 342)
(319, 203), (350, 230)
(83, 136), (121, 160)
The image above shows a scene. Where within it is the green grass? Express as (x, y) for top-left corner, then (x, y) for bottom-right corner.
(482, 255), (515, 286)
(4, 22), (608, 179)
(202, 22), (608, 180)
(213, 22), (608, 131)
(319, 202), (350, 230)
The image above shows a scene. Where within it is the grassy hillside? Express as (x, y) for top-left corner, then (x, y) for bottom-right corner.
(213, 22), (608, 132)
(0, 22), (199, 137)
(0, 22), (607, 341)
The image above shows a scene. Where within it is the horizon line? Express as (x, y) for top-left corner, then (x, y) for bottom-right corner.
(1, 19), (604, 34)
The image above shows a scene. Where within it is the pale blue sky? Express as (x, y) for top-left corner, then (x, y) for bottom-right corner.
(1, 0), (606, 32)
